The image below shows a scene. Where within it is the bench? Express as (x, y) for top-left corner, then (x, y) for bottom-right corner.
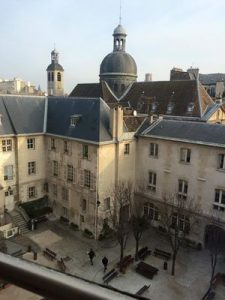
(136, 261), (158, 279)
(138, 247), (151, 260)
(103, 269), (119, 284)
(117, 255), (134, 272)
(43, 248), (57, 260)
(136, 284), (150, 296)
(57, 258), (66, 272)
(154, 248), (171, 260)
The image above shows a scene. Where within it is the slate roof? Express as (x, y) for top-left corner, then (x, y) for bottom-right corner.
(46, 97), (112, 142)
(0, 95), (46, 135)
(199, 73), (225, 85)
(70, 80), (214, 119)
(139, 119), (225, 146)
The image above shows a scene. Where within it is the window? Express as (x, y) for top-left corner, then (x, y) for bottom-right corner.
(178, 180), (188, 200)
(171, 213), (190, 233)
(187, 102), (194, 113)
(4, 165), (13, 180)
(2, 139), (12, 152)
(166, 102), (174, 114)
(124, 144), (130, 155)
(51, 72), (54, 81)
(180, 148), (191, 163)
(148, 171), (157, 191)
(80, 215), (85, 223)
(28, 161), (36, 175)
(28, 186), (36, 199)
(70, 115), (81, 127)
(5, 189), (13, 197)
(62, 187), (69, 202)
(151, 102), (158, 113)
(82, 199), (87, 211)
(149, 143), (158, 157)
(62, 206), (68, 218)
(104, 197), (110, 210)
(218, 154), (225, 169)
(52, 161), (58, 177)
(64, 141), (68, 153)
(48, 72), (51, 81)
(143, 203), (159, 221)
(52, 184), (57, 198)
(67, 165), (74, 182)
(214, 189), (225, 211)
(57, 72), (61, 82)
(27, 138), (35, 150)
(82, 145), (89, 159)
(84, 169), (91, 188)
(51, 138), (56, 150)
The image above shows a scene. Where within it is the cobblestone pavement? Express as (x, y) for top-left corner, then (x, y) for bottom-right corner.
(1, 217), (225, 300)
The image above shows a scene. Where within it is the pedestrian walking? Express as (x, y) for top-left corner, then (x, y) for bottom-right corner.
(102, 256), (108, 272)
(88, 248), (96, 265)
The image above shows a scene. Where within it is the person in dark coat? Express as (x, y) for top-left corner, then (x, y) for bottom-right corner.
(102, 256), (108, 272)
(88, 248), (96, 265)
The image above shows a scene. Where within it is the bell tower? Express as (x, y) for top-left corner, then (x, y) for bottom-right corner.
(46, 49), (64, 96)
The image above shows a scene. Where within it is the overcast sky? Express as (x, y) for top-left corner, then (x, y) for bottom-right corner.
(1, 0), (225, 94)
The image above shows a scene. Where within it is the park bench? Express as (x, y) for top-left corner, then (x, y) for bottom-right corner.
(57, 258), (66, 272)
(117, 255), (134, 272)
(135, 284), (150, 296)
(103, 269), (119, 284)
(153, 248), (171, 260)
(138, 247), (151, 260)
(136, 261), (158, 279)
(43, 248), (57, 260)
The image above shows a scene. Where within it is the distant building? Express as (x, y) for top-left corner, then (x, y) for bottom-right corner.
(0, 78), (44, 96)
(46, 49), (64, 96)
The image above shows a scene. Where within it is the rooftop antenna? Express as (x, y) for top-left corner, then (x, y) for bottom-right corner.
(119, 0), (122, 24)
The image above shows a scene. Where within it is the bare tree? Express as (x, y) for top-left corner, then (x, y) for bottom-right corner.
(202, 214), (225, 300)
(110, 180), (132, 271)
(160, 195), (201, 276)
(130, 192), (149, 261)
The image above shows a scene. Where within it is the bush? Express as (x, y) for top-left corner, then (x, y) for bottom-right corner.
(84, 228), (94, 238)
(60, 216), (69, 224)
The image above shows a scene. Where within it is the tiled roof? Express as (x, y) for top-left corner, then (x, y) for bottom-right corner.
(140, 119), (225, 146)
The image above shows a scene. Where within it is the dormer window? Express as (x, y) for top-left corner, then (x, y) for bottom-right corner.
(70, 114), (81, 127)
(151, 102), (158, 113)
(187, 102), (195, 113)
(167, 102), (174, 114)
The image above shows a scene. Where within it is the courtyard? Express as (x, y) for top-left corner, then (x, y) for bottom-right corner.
(1, 218), (225, 300)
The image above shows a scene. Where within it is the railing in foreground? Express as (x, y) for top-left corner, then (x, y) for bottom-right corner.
(0, 253), (149, 300)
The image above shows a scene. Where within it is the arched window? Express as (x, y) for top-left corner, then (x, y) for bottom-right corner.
(48, 72), (51, 81)
(57, 72), (61, 82)
(51, 72), (54, 81)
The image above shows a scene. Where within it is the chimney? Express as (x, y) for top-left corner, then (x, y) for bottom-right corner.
(109, 106), (123, 140)
(145, 73), (152, 82)
(187, 67), (199, 80)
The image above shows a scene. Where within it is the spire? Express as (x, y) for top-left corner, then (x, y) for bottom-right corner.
(119, 0), (122, 25)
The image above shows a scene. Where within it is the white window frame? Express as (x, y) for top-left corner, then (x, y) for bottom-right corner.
(148, 171), (157, 191)
(4, 165), (13, 180)
(84, 169), (91, 188)
(2, 139), (12, 152)
(51, 138), (56, 150)
(180, 148), (191, 163)
(67, 164), (74, 182)
(171, 213), (190, 232)
(218, 154), (225, 170)
(28, 161), (36, 175)
(143, 203), (159, 221)
(82, 145), (89, 159)
(178, 179), (188, 200)
(62, 187), (69, 202)
(27, 138), (35, 150)
(214, 189), (225, 212)
(28, 186), (36, 199)
(149, 143), (158, 157)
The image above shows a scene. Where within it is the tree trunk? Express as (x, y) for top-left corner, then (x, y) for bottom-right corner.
(119, 241), (124, 272)
(135, 238), (139, 261)
(171, 251), (176, 276)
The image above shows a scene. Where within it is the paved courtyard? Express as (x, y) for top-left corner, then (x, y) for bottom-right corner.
(1, 218), (225, 300)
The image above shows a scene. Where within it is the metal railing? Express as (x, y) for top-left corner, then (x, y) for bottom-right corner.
(0, 253), (149, 300)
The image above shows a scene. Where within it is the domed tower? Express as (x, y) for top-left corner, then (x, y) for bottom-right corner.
(99, 24), (137, 98)
(46, 49), (64, 96)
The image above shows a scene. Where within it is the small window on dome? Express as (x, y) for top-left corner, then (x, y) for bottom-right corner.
(167, 102), (174, 114)
(187, 102), (195, 113)
(57, 72), (61, 82)
(48, 72), (51, 81)
(151, 102), (158, 113)
(51, 72), (54, 81)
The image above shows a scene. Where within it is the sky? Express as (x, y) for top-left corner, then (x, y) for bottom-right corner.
(0, 0), (225, 94)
